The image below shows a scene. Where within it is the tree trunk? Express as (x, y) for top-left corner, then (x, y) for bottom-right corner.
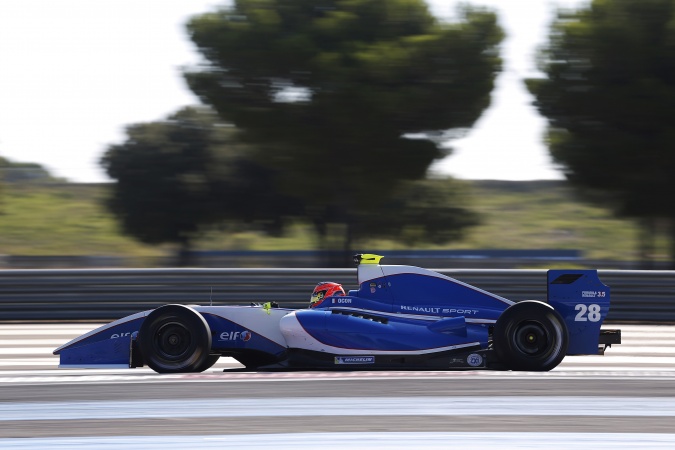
(313, 220), (332, 268)
(175, 238), (192, 267)
(341, 218), (355, 268)
(638, 218), (656, 269)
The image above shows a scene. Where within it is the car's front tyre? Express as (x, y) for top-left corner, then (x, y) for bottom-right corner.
(139, 304), (212, 373)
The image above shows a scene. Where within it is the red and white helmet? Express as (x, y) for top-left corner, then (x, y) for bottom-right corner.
(310, 281), (345, 308)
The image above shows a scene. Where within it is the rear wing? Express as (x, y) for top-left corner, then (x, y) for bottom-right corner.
(547, 270), (621, 355)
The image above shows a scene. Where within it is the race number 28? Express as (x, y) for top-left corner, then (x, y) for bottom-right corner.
(575, 304), (601, 322)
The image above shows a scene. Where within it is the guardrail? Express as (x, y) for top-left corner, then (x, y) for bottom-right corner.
(0, 268), (673, 322)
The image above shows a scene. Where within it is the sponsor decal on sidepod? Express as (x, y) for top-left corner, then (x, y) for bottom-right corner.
(334, 356), (375, 364)
(467, 353), (483, 367)
(219, 330), (252, 342)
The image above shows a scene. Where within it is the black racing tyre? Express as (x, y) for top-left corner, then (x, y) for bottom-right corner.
(493, 300), (568, 372)
(139, 304), (212, 374)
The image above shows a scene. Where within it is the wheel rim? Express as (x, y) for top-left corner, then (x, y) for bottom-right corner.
(154, 322), (192, 361)
(513, 321), (549, 356)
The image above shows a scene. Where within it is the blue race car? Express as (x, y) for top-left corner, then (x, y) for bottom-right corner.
(53, 254), (621, 372)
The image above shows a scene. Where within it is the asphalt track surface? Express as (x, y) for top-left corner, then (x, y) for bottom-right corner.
(0, 323), (674, 448)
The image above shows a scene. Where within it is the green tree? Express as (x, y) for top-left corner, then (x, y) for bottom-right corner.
(185, 0), (503, 260)
(101, 106), (298, 265)
(526, 0), (675, 266)
(0, 157), (57, 183)
(353, 177), (480, 246)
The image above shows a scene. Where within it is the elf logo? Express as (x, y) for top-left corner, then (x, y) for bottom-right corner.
(219, 330), (252, 341)
(110, 332), (133, 339)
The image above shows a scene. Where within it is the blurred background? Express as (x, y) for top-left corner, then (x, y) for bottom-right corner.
(1, 0), (673, 270)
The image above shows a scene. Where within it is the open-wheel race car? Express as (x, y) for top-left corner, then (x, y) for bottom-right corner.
(54, 254), (621, 372)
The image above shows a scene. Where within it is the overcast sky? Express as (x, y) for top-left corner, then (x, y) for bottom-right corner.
(0, 0), (587, 183)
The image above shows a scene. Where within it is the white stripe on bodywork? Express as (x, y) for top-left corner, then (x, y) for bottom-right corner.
(279, 313), (480, 355)
(379, 265), (515, 306)
(328, 307), (496, 324)
(195, 306), (293, 348)
(52, 311), (149, 354)
(357, 263), (387, 286)
(54, 306), (293, 356)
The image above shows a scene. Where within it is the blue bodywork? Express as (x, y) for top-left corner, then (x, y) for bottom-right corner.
(53, 256), (619, 372)
(547, 270), (611, 354)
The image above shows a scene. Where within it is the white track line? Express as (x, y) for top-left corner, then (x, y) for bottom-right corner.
(1, 396), (675, 421)
(1, 433), (675, 450)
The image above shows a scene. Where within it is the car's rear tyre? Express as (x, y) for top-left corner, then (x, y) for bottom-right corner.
(139, 304), (212, 373)
(493, 300), (568, 371)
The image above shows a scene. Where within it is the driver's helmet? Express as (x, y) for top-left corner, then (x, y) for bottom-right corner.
(310, 281), (345, 308)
